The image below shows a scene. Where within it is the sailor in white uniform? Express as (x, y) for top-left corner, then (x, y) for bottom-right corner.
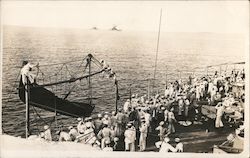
(21, 61), (38, 84)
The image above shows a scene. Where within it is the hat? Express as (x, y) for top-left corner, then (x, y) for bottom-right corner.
(136, 107), (141, 110)
(55, 130), (61, 135)
(164, 137), (170, 143)
(68, 126), (73, 130)
(161, 107), (166, 110)
(77, 117), (82, 121)
(114, 137), (119, 142)
(44, 125), (49, 130)
(22, 60), (28, 66)
(175, 138), (180, 142)
(118, 108), (122, 112)
(103, 120), (109, 125)
(127, 123), (132, 127)
(159, 121), (164, 126)
(104, 114), (109, 118)
(97, 114), (102, 118)
(112, 111), (116, 115)
(85, 122), (92, 128)
(40, 132), (45, 138)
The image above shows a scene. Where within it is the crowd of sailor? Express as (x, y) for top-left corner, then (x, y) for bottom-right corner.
(31, 68), (245, 152)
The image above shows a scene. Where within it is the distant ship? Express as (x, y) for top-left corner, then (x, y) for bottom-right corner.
(111, 25), (121, 31)
(91, 27), (98, 30)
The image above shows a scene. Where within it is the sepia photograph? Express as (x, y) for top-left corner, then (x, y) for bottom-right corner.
(0, 1), (249, 157)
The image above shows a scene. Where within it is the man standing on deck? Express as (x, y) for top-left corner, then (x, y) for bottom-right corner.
(215, 102), (225, 129)
(94, 114), (103, 135)
(139, 119), (148, 151)
(21, 61), (38, 85)
(168, 108), (176, 134)
(115, 108), (126, 137)
(123, 99), (131, 113)
(98, 124), (112, 149)
(124, 123), (136, 151)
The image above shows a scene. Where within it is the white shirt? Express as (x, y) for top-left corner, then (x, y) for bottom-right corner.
(124, 128), (136, 143)
(176, 142), (183, 152)
(123, 101), (130, 113)
(155, 141), (177, 152)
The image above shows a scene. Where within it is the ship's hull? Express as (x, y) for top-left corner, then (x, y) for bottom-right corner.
(18, 77), (94, 117)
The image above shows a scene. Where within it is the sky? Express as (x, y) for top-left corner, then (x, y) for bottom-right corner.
(1, 1), (249, 33)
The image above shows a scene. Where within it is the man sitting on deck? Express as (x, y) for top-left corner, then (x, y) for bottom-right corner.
(155, 136), (177, 153)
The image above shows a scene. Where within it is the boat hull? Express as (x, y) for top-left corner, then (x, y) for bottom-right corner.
(18, 77), (94, 117)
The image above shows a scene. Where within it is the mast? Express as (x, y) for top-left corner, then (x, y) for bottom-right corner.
(152, 8), (162, 94)
(87, 54), (93, 106)
(25, 77), (30, 138)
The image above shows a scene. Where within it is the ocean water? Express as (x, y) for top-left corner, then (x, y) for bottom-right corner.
(2, 26), (245, 137)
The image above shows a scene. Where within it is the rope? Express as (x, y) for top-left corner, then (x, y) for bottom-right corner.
(38, 59), (84, 67)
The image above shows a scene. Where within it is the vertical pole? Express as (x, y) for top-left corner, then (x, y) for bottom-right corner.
(165, 66), (168, 89)
(148, 79), (150, 100)
(25, 78), (30, 138)
(153, 8), (163, 93)
(115, 80), (118, 113)
(88, 54), (92, 106)
(206, 67), (208, 76)
(129, 84), (132, 104)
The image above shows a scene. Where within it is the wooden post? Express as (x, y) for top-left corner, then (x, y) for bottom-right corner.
(25, 78), (30, 138)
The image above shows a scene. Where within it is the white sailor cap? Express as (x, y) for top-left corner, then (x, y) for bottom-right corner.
(104, 114), (109, 118)
(97, 114), (102, 118)
(44, 125), (49, 130)
(175, 138), (180, 142)
(68, 126), (73, 130)
(85, 122), (92, 128)
(159, 121), (164, 126)
(164, 137), (170, 142)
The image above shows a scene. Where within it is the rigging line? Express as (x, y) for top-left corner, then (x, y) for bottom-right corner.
(91, 57), (103, 69)
(31, 106), (51, 125)
(65, 65), (75, 78)
(37, 59), (84, 67)
(30, 106), (42, 135)
(153, 8), (163, 89)
(35, 69), (105, 87)
(7, 69), (21, 103)
(77, 55), (88, 70)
